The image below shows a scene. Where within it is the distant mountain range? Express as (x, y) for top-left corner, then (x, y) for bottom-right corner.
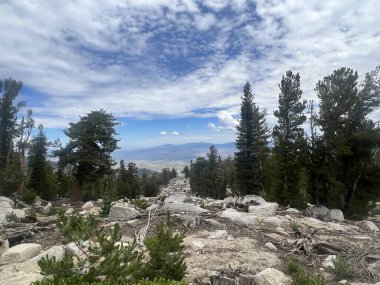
(114, 142), (236, 163)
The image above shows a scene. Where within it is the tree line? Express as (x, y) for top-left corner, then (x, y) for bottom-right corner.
(189, 67), (380, 217)
(1, 66), (379, 216)
(0, 85), (177, 201)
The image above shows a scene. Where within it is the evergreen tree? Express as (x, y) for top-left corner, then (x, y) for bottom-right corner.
(182, 165), (190, 178)
(273, 71), (306, 206)
(116, 160), (131, 198)
(54, 110), (119, 201)
(206, 145), (226, 199)
(316, 67), (380, 210)
(189, 157), (208, 197)
(171, 167), (177, 179)
(126, 162), (140, 198)
(0, 78), (25, 170)
(235, 82), (269, 195)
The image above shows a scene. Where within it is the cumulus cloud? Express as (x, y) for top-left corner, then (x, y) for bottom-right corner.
(160, 131), (167, 135)
(0, 0), (378, 129)
(171, 131), (179, 136)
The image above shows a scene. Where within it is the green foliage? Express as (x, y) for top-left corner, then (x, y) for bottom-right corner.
(332, 254), (350, 279)
(143, 217), (187, 281)
(190, 145), (227, 199)
(0, 159), (20, 195)
(181, 166), (190, 179)
(273, 71), (307, 206)
(37, 214), (186, 284)
(22, 189), (36, 204)
(0, 78), (25, 170)
(5, 212), (21, 223)
(54, 110), (119, 201)
(235, 82), (270, 195)
(130, 198), (150, 210)
(289, 220), (300, 232)
(287, 259), (329, 285)
(39, 214), (144, 283)
(33, 277), (187, 285)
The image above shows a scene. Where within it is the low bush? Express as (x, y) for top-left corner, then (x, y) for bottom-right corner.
(332, 254), (350, 279)
(130, 199), (150, 210)
(33, 277), (187, 285)
(5, 212), (21, 223)
(287, 259), (329, 285)
(34, 213), (186, 284)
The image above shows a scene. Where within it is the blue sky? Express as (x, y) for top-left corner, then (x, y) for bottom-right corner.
(0, 0), (379, 150)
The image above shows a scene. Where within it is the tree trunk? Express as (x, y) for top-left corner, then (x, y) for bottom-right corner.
(17, 149), (25, 195)
(71, 179), (82, 202)
(344, 175), (361, 209)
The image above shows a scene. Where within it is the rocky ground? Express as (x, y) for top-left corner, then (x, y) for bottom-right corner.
(0, 177), (379, 285)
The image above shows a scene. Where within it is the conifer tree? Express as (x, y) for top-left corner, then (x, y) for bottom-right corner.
(235, 82), (269, 195)
(316, 67), (380, 210)
(116, 160), (130, 198)
(126, 162), (141, 198)
(273, 71), (306, 206)
(55, 110), (119, 201)
(0, 78), (25, 170)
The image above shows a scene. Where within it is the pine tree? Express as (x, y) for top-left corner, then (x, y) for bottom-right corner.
(126, 162), (140, 198)
(181, 165), (190, 178)
(273, 71), (306, 206)
(54, 110), (119, 201)
(235, 82), (269, 195)
(0, 78), (25, 170)
(316, 67), (380, 210)
(206, 145), (226, 199)
(116, 160), (131, 198)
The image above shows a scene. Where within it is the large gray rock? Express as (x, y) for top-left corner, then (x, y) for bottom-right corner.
(82, 201), (94, 210)
(32, 245), (65, 262)
(254, 268), (291, 285)
(0, 200), (13, 215)
(262, 216), (282, 228)
(108, 202), (141, 221)
(327, 209), (344, 221)
(162, 202), (209, 214)
(164, 193), (189, 204)
(242, 195), (266, 205)
(0, 236), (9, 256)
(309, 205), (330, 218)
(357, 220), (379, 232)
(220, 209), (260, 226)
(208, 230), (228, 240)
(0, 196), (15, 208)
(248, 203), (278, 217)
(0, 243), (41, 265)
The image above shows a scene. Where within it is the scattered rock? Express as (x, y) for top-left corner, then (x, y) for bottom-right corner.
(82, 201), (94, 210)
(357, 220), (379, 232)
(162, 202), (209, 214)
(164, 193), (189, 204)
(262, 216), (281, 228)
(65, 208), (74, 216)
(108, 202), (141, 221)
(0, 236), (9, 256)
(327, 209), (344, 221)
(264, 242), (277, 251)
(37, 215), (59, 226)
(285, 208), (299, 214)
(23, 208), (37, 218)
(32, 245), (65, 262)
(248, 203), (278, 217)
(322, 255), (336, 269)
(192, 240), (206, 250)
(0, 243), (41, 265)
(309, 205), (330, 218)
(254, 268), (291, 285)
(208, 230), (228, 240)
(41, 202), (52, 214)
(241, 195), (266, 206)
(66, 242), (82, 257)
(0, 196), (15, 208)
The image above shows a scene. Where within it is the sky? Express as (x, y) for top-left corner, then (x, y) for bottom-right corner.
(0, 0), (379, 150)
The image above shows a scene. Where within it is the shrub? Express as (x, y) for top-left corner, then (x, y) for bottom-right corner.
(35, 213), (186, 284)
(287, 259), (329, 285)
(22, 190), (36, 204)
(33, 277), (187, 285)
(130, 199), (150, 210)
(143, 217), (186, 281)
(5, 212), (21, 223)
(332, 254), (350, 279)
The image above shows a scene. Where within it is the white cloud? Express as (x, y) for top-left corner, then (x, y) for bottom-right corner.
(0, 0), (378, 130)
(160, 131), (167, 135)
(171, 131), (179, 136)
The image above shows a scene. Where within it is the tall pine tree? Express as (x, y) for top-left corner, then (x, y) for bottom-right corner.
(235, 82), (269, 195)
(273, 71), (306, 206)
